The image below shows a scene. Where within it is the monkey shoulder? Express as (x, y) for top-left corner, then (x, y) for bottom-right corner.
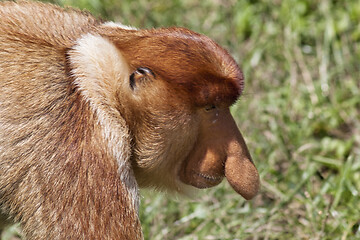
(0, 1), (101, 47)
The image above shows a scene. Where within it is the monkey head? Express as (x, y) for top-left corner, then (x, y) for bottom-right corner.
(97, 27), (260, 200)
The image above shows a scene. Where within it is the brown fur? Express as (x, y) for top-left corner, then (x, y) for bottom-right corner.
(0, 1), (259, 239)
(99, 26), (244, 107)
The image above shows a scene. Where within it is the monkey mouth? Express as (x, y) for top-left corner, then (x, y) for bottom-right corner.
(196, 172), (223, 182)
(190, 171), (224, 188)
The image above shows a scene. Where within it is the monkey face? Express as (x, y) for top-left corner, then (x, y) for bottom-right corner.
(98, 26), (260, 199)
(124, 66), (259, 200)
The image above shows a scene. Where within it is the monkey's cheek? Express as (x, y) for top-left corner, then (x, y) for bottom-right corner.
(224, 156), (260, 200)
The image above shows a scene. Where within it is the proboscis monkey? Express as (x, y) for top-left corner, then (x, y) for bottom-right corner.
(0, 1), (260, 239)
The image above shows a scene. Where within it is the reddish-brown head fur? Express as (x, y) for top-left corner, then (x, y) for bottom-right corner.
(101, 27), (244, 107)
(99, 26), (259, 199)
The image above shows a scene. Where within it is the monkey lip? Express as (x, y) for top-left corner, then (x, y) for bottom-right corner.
(190, 171), (224, 188)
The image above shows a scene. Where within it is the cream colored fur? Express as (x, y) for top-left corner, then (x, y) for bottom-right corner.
(103, 21), (137, 30)
(69, 33), (139, 210)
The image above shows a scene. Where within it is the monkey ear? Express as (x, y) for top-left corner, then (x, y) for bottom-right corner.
(129, 67), (155, 90)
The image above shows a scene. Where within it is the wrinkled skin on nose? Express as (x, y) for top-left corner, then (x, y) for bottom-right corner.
(179, 108), (260, 200)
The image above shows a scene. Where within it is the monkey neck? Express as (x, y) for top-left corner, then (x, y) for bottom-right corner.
(64, 36), (143, 238)
(68, 32), (139, 199)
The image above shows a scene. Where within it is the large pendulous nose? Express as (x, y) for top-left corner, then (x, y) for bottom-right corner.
(224, 127), (260, 200)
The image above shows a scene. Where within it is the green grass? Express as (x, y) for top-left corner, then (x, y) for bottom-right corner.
(2, 0), (360, 239)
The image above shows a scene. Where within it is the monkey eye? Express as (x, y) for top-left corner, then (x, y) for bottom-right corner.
(204, 105), (216, 111)
(129, 67), (155, 90)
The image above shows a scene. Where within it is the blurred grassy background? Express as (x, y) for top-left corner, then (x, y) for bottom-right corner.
(3, 0), (360, 239)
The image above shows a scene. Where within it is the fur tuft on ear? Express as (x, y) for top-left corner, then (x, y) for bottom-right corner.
(102, 21), (137, 30)
(68, 34), (139, 208)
